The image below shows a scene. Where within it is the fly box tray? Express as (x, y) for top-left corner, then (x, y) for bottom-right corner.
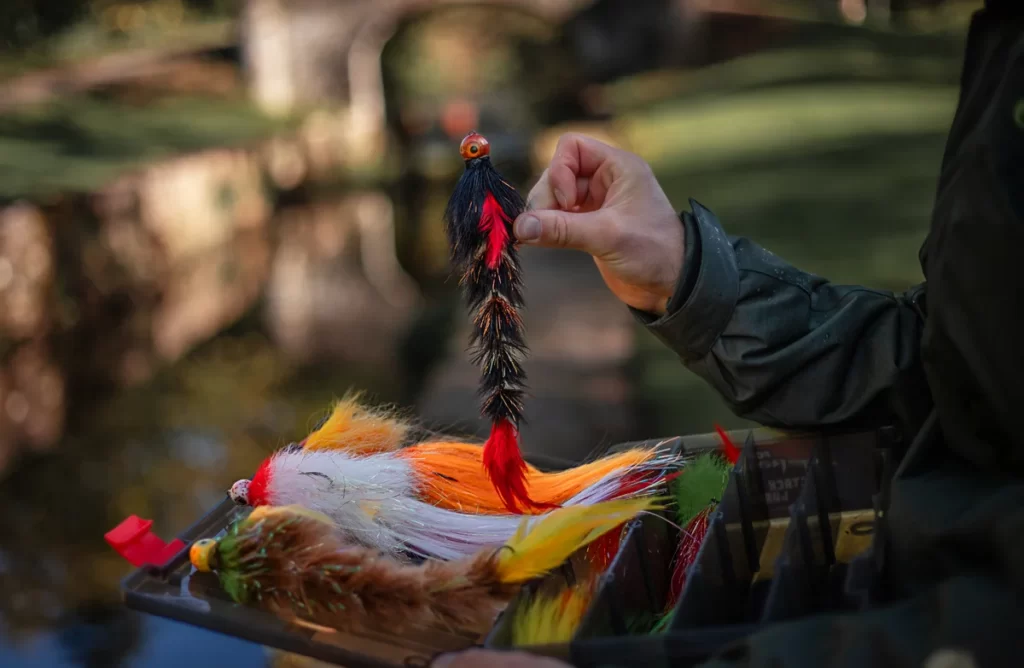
(116, 428), (897, 668)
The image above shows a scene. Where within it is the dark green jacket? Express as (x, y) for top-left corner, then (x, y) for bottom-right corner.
(634, 4), (1024, 666)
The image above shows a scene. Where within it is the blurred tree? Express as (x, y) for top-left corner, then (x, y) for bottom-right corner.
(180, 0), (240, 13)
(0, 0), (239, 53)
(0, 0), (88, 51)
(559, 0), (708, 84)
(242, 0), (367, 116)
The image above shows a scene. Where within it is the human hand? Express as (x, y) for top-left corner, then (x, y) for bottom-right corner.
(432, 649), (573, 668)
(514, 133), (684, 315)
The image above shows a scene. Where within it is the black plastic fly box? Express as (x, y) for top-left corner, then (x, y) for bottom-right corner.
(115, 426), (898, 668)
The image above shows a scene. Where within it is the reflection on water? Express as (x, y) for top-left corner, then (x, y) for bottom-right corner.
(1, 609), (267, 667)
(264, 192), (423, 369)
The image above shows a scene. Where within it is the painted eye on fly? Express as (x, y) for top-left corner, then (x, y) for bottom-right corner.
(459, 132), (490, 161)
(190, 539), (218, 572)
(229, 479), (250, 505)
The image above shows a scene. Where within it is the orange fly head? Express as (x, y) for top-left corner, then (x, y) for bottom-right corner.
(459, 132), (490, 161)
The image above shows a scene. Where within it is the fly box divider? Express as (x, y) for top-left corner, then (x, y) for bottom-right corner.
(759, 432), (884, 623)
(483, 501), (679, 650)
(666, 430), (806, 635)
(572, 510), (675, 639)
(483, 541), (603, 649)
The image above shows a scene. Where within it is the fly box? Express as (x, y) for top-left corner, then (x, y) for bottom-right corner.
(115, 427), (897, 668)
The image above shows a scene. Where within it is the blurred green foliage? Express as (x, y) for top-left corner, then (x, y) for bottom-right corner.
(0, 94), (293, 202)
(0, 0), (237, 77)
(0, 0), (87, 52)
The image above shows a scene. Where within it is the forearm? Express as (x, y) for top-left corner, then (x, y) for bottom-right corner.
(634, 201), (930, 432)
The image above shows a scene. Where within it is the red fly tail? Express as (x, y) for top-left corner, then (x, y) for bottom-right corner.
(714, 424), (741, 465)
(482, 418), (556, 514)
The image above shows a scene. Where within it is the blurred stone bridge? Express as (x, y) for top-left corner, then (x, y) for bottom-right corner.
(242, 0), (707, 165)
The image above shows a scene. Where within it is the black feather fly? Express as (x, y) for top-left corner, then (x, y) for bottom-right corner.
(443, 132), (551, 513)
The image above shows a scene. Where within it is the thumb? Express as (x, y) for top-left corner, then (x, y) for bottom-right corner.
(513, 209), (610, 254)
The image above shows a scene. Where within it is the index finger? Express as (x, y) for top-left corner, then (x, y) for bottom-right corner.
(547, 133), (618, 210)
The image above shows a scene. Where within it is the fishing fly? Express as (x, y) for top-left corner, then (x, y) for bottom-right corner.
(443, 132), (540, 513)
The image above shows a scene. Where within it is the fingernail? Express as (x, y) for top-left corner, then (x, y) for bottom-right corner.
(552, 188), (568, 209)
(516, 215), (541, 241)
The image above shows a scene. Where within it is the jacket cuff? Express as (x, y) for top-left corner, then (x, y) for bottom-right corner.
(631, 199), (739, 360)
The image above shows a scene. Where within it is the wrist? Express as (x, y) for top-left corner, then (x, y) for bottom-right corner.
(654, 218), (686, 306)
(647, 295), (670, 317)
(646, 210), (697, 319)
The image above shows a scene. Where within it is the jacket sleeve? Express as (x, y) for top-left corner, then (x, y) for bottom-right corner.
(693, 572), (1024, 668)
(632, 200), (929, 432)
